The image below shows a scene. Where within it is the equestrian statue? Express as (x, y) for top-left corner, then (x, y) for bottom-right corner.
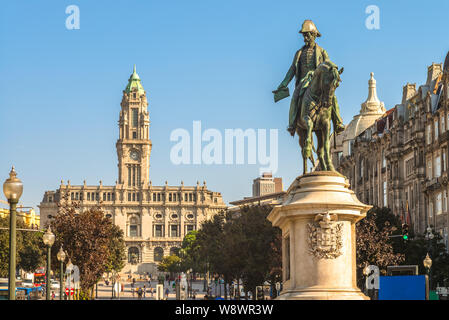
(273, 20), (344, 175)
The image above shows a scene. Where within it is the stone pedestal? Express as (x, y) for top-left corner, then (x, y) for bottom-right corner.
(267, 171), (371, 300)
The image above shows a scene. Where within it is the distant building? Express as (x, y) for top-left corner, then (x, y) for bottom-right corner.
(252, 172), (283, 197)
(39, 66), (226, 274)
(229, 173), (285, 212)
(331, 52), (449, 244)
(0, 207), (40, 229)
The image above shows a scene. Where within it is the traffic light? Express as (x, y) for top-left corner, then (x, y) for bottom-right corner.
(402, 223), (409, 240)
(256, 286), (264, 300)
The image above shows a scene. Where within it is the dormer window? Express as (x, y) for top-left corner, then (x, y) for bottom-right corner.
(133, 93), (137, 99)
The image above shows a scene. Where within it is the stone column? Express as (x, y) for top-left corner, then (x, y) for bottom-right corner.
(268, 172), (371, 300)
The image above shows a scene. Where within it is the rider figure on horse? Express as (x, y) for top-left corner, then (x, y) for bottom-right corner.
(275, 20), (345, 137)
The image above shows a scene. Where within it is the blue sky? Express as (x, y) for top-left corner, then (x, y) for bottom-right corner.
(1, 0), (448, 211)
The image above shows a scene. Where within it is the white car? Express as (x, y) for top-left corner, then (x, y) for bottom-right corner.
(50, 280), (60, 290)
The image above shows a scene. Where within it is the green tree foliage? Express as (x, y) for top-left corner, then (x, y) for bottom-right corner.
(104, 224), (126, 274)
(403, 230), (449, 289)
(0, 216), (44, 277)
(193, 206), (281, 299)
(157, 255), (182, 275)
(356, 207), (405, 288)
(49, 200), (126, 298)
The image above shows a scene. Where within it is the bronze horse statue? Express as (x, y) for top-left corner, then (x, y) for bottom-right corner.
(296, 61), (343, 175)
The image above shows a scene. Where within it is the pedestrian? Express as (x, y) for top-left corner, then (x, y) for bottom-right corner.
(121, 283), (124, 293)
(150, 287), (153, 298)
(137, 287), (143, 300)
(165, 287), (169, 300)
(131, 282), (135, 297)
(143, 285), (146, 298)
(51, 291), (55, 300)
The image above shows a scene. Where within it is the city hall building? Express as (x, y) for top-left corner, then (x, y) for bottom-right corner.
(39, 66), (227, 274)
(331, 51), (449, 244)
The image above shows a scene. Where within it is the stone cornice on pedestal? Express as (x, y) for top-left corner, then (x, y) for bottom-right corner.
(268, 171), (371, 231)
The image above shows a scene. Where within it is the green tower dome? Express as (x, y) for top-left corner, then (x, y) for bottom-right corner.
(125, 65), (145, 95)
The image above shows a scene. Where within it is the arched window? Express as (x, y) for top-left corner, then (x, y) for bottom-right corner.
(128, 247), (139, 264)
(154, 247), (164, 262)
(170, 247), (179, 256)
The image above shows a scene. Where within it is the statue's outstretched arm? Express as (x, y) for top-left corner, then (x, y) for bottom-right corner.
(278, 51), (298, 88)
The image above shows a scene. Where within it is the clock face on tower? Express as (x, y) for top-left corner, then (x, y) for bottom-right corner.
(130, 150), (139, 160)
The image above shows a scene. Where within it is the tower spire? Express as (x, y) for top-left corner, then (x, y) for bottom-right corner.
(360, 72), (385, 115)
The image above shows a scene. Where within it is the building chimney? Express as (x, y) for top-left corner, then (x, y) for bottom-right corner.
(402, 83), (416, 104)
(426, 63), (442, 85)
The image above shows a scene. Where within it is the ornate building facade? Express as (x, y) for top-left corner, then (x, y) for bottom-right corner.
(39, 66), (227, 273)
(332, 52), (449, 245)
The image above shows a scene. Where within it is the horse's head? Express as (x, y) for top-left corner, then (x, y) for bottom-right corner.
(319, 61), (343, 107)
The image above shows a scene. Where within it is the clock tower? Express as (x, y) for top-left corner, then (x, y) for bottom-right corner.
(116, 65), (152, 188)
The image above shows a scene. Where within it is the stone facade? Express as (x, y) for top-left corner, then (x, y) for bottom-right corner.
(331, 52), (449, 245)
(38, 66), (227, 274)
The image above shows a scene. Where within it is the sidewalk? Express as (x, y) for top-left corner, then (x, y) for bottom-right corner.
(95, 279), (209, 300)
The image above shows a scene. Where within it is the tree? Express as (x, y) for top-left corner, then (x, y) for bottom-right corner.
(49, 200), (125, 299)
(237, 206), (281, 299)
(158, 255), (182, 275)
(103, 224), (126, 274)
(0, 216), (44, 277)
(403, 230), (449, 289)
(356, 207), (405, 289)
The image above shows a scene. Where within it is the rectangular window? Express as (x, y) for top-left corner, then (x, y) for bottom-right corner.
(128, 166), (132, 187)
(155, 225), (163, 237)
(437, 193), (443, 215)
(427, 124), (432, 145)
(137, 166), (141, 186)
(157, 193), (161, 202)
(103, 193), (106, 201)
(429, 201), (434, 220)
(170, 225), (178, 237)
(435, 120), (439, 141)
(443, 191), (447, 212)
(383, 181), (387, 207)
(169, 193), (172, 201)
(128, 193), (131, 201)
(107, 193), (111, 201)
(130, 225), (138, 237)
(153, 193), (156, 201)
(136, 192), (140, 202)
(132, 109), (138, 128)
(132, 131), (137, 139)
(96, 193), (99, 201)
(186, 225), (194, 234)
(87, 193), (91, 201)
(435, 155), (441, 178)
(441, 115), (445, 134)
(427, 159), (433, 179)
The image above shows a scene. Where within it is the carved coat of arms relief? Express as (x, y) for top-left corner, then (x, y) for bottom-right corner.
(307, 213), (343, 259)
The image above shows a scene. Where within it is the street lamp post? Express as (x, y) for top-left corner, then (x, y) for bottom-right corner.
(3, 166), (23, 300)
(43, 227), (55, 300)
(423, 253), (432, 297)
(57, 246), (66, 300)
(424, 227), (434, 294)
